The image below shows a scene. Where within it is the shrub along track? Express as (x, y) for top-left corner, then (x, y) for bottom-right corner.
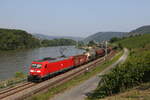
(0, 51), (116, 100)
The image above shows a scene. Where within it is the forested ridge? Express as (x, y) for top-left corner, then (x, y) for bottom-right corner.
(84, 25), (150, 43)
(0, 28), (76, 51)
(0, 28), (41, 50)
(41, 38), (76, 47)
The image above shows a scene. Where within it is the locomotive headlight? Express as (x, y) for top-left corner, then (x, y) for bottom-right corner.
(37, 70), (41, 73)
(30, 70), (34, 72)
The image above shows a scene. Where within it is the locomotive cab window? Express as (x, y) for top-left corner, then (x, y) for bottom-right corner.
(31, 64), (42, 69)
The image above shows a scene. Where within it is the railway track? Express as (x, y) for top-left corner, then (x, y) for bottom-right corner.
(0, 51), (115, 100)
(0, 82), (30, 95)
(0, 82), (35, 99)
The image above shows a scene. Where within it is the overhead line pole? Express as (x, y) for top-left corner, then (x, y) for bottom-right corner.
(105, 41), (107, 56)
(104, 40), (108, 61)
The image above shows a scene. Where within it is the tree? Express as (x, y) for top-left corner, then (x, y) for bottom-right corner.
(88, 40), (96, 46)
(77, 41), (85, 48)
(0, 28), (41, 50)
(41, 38), (76, 47)
(110, 37), (121, 43)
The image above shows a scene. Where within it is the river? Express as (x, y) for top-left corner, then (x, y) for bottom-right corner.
(0, 46), (85, 80)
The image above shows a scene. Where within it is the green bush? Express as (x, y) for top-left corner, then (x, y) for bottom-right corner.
(15, 72), (25, 78)
(88, 50), (150, 99)
(88, 34), (150, 100)
(110, 37), (121, 43)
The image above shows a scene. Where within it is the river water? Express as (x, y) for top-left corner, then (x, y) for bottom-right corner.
(0, 46), (85, 80)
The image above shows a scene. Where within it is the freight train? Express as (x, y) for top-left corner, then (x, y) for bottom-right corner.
(28, 47), (112, 81)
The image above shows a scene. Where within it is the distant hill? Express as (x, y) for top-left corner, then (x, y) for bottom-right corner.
(84, 32), (127, 43)
(128, 25), (150, 36)
(0, 28), (78, 51)
(116, 33), (150, 49)
(33, 34), (83, 41)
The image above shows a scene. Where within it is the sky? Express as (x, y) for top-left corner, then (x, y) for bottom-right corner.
(0, 0), (150, 37)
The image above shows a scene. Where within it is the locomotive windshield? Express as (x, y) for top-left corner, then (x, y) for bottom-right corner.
(31, 64), (42, 69)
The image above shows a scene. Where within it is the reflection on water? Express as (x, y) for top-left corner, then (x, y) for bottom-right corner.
(0, 46), (84, 80)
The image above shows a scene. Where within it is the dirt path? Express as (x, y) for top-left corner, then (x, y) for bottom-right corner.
(50, 48), (129, 100)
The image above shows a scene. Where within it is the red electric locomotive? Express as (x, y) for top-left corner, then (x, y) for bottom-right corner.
(28, 54), (88, 81)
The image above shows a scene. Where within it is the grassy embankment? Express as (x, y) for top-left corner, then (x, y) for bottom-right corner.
(87, 34), (150, 100)
(29, 51), (123, 100)
(0, 72), (26, 89)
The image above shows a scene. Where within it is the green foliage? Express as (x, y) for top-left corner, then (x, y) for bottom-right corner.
(0, 28), (41, 50)
(116, 34), (150, 49)
(41, 38), (76, 47)
(118, 43), (123, 50)
(77, 41), (85, 48)
(110, 37), (121, 43)
(15, 72), (25, 78)
(0, 72), (27, 89)
(128, 25), (150, 35)
(0, 28), (76, 51)
(89, 50), (150, 99)
(88, 40), (96, 46)
(88, 34), (150, 100)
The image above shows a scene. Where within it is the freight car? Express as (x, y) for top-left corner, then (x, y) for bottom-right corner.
(107, 47), (112, 53)
(72, 54), (88, 66)
(28, 55), (88, 81)
(95, 48), (105, 57)
(28, 47), (112, 82)
(84, 49), (96, 61)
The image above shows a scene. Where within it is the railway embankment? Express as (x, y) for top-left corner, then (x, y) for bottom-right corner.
(28, 50), (123, 100)
(88, 34), (150, 100)
(47, 49), (128, 100)
(0, 50), (116, 100)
